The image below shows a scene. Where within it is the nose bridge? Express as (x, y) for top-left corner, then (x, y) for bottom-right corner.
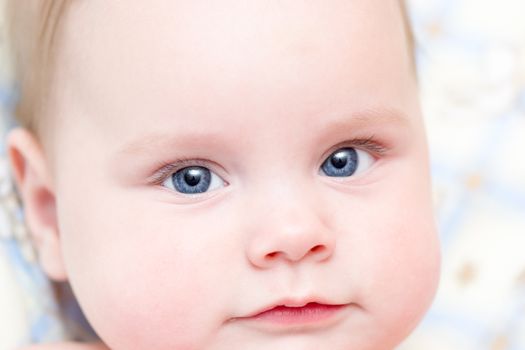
(245, 180), (336, 268)
(252, 174), (319, 226)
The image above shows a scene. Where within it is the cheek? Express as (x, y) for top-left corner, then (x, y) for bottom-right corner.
(364, 207), (440, 320)
(367, 188), (439, 339)
(59, 190), (242, 349)
(331, 160), (440, 342)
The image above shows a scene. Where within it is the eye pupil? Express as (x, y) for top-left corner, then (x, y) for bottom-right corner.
(184, 169), (202, 186)
(331, 151), (348, 169)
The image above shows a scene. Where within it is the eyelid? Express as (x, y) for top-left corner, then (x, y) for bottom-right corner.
(148, 158), (225, 186)
(322, 135), (389, 160)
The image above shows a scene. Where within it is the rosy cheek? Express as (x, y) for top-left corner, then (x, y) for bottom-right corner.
(365, 214), (440, 332)
(81, 252), (206, 349)
(77, 212), (237, 349)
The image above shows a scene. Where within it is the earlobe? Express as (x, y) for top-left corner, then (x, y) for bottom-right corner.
(6, 127), (67, 281)
(38, 227), (68, 281)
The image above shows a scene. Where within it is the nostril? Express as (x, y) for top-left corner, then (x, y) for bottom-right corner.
(266, 252), (278, 259)
(262, 245), (328, 264)
(310, 245), (325, 254)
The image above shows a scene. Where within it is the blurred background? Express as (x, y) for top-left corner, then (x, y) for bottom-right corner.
(1, 0), (524, 349)
(403, 0), (525, 348)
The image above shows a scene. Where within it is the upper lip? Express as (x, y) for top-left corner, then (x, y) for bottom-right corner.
(240, 297), (346, 319)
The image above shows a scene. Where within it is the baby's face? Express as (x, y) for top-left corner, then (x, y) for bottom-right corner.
(45, 0), (440, 349)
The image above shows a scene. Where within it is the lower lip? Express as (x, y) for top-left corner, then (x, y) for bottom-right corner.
(249, 302), (347, 325)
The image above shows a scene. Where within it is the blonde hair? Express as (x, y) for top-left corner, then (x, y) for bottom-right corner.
(7, 0), (415, 136)
(6, 0), (71, 134)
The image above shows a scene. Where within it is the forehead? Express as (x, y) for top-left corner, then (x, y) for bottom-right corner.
(53, 0), (415, 138)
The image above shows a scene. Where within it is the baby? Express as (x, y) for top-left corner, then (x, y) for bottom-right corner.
(6, 0), (441, 349)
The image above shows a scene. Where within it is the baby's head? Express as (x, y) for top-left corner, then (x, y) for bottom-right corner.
(7, 1), (440, 349)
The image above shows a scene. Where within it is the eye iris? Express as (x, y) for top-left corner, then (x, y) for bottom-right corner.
(173, 166), (211, 194)
(321, 148), (358, 177)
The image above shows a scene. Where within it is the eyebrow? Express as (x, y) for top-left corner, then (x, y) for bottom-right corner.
(116, 130), (233, 158)
(116, 106), (411, 157)
(322, 106), (410, 129)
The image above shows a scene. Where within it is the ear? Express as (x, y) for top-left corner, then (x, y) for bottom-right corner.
(7, 127), (67, 281)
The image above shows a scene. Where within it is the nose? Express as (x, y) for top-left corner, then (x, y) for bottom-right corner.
(245, 195), (336, 269)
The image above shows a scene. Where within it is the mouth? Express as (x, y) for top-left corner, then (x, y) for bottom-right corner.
(232, 299), (352, 330)
(251, 302), (347, 323)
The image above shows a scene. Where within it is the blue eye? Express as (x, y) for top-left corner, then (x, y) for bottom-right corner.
(321, 147), (374, 177)
(162, 166), (225, 194)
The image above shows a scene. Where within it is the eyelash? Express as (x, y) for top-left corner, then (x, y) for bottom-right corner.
(148, 136), (388, 186)
(331, 135), (387, 155)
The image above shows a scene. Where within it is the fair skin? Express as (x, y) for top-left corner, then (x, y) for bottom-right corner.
(9, 0), (440, 349)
